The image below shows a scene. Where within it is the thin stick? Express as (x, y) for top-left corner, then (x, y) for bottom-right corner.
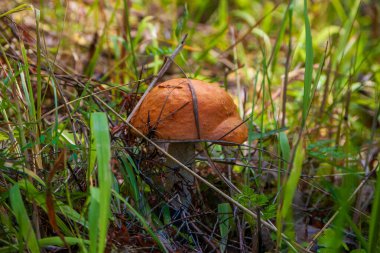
(125, 34), (188, 124)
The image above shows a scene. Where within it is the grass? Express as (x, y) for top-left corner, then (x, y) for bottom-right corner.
(9, 184), (40, 253)
(0, 0), (379, 252)
(89, 112), (112, 252)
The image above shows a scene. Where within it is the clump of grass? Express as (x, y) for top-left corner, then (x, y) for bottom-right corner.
(1, 0), (379, 252)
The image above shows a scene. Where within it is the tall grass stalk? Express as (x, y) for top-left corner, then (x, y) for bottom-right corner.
(368, 102), (380, 252)
(277, 0), (313, 248)
(9, 185), (40, 253)
(89, 112), (112, 253)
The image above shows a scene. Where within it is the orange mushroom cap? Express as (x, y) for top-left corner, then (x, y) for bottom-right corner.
(130, 78), (248, 144)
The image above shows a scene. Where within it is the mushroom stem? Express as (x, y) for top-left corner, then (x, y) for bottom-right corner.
(165, 142), (195, 211)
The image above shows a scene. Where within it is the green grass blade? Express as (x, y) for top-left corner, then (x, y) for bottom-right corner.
(218, 203), (233, 253)
(118, 153), (139, 203)
(88, 187), (100, 253)
(90, 112), (112, 252)
(302, 0), (314, 126)
(279, 132), (290, 163)
(162, 204), (171, 225)
(281, 137), (304, 220)
(269, 0), (293, 71)
(310, 45), (327, 109)
(369, 166), (380, 252)
(9, 184), (40, 253)
(35, 8), (42, 127)
(249, 127), (288, 141)
(38, 237), (90, 247)
(0, 246), (18, 253)
(331, 0), (347, 21)
(123, 0), (138, 78)
(15, 179), (85, 235)
(85, 1), (120, 77)
(217, 0), (228, 29)
(18, 63), (35, 122)
(335, 0), (360, 62)
(0, 4), (33, 18)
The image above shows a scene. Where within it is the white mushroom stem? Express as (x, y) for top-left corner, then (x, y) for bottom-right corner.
(165, 142), (195, 211)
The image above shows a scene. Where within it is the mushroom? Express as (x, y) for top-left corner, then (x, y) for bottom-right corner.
(130, 78), (248, 210)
